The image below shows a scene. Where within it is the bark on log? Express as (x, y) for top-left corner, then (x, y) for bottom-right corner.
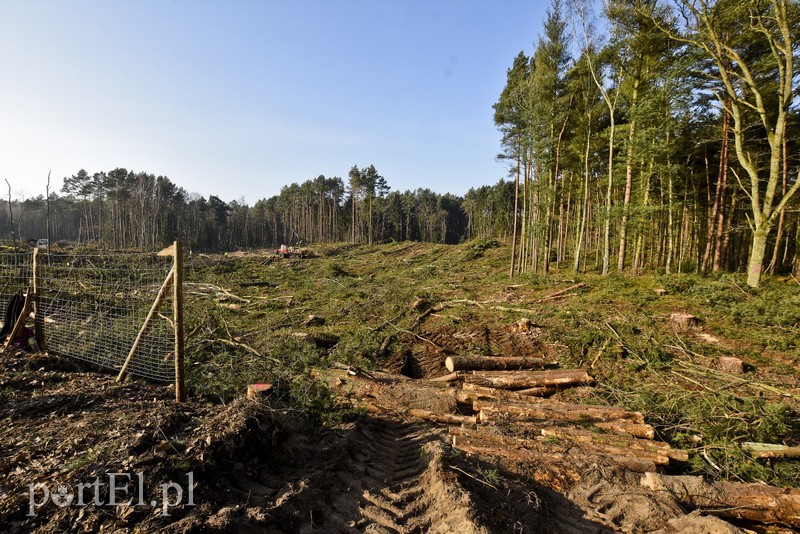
(516, 386), (561, 396)
(405, 408), (476, 426)
(641, 472), (800, 528)
(451, 433), (659, 473)
(593, 421), (655, 440)
(512, 420), (656, 440)
(475, 399), (645, 425)
(445, 355), (548, 373)
(465, 369), (594, 390)
(457, 383), (560, 403)
(539, 427), (688, 462)
(458, 383), (542, 403)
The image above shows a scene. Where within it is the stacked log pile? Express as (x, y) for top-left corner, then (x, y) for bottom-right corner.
(320, 352), (800, 529)
(437, 355), (682, 478)
(320, 358), (676, 472)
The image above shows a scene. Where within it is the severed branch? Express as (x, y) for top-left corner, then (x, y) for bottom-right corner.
(535, 282), (587, 303)
(185, 283), (250, 303)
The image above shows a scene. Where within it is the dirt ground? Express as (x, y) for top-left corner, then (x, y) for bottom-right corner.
(1, 343), (771, 533)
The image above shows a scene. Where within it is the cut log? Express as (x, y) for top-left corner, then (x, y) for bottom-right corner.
(539, 427), (688, 462)
(460, 383), (543, 402)
(742, 442), (800, 459)
(593, 421), (656, 440)
(445, 355), (547, 373)
(458, 383), (560, 403)
(404, 408), (476, 426)
(465, 369), (594, 390)
(475, 399), (645, 425)
(641, 472), (800, 528)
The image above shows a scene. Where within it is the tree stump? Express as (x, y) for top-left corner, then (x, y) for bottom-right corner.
(718, 356), (744, 375)
(669, 312), (698, 329)
(247, 383), (274, 399)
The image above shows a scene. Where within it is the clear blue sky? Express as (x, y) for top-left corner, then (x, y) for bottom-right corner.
(0, 1), (553, 204)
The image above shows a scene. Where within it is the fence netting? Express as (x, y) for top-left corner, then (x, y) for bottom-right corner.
(0, 251), (176, 382)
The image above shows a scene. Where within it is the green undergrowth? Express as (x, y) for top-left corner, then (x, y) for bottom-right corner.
(181, 241), (800, 486)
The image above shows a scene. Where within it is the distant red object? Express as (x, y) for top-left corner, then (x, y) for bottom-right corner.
(275, 245), (306, 258)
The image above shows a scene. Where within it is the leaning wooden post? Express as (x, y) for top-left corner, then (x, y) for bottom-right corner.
(173, 241), (186, 402)
(116, 266), (174, 382)
(32, 249), (44, 349)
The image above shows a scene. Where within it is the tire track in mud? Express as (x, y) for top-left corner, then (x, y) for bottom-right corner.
(264, 417), (483, 533)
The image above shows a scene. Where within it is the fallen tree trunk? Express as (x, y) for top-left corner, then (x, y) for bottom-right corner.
(511, 420), (656, 440)
(457, 383), (561, 403)
(450, 426), (669, 466)
(405, 408), (476, 426)
(593, 421), (656, 440)
(465, 369), (594, 390)
(539, 427), (688, 463)
(445, 356), (548, 373)
(451, 432), (659, 473)
(475, 399), (645, 425)
(458, 383), (542, 403)
(641, 472), (800, 528)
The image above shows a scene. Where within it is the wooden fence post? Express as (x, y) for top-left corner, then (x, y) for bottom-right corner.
(32, 249), (44, 349)
(173, 241), (186, 402)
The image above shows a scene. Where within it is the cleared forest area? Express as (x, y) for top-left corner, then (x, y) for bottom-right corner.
(2, 241), (799, 532)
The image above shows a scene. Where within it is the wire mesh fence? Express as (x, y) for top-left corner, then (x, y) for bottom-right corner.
(0, 249), (178, 383)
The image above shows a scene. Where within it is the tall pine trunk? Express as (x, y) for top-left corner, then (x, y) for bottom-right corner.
(617, 79), (638, 271)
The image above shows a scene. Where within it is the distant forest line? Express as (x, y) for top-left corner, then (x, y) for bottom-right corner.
(1, 0), (798, 286)
(0, 166), (512, 252)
